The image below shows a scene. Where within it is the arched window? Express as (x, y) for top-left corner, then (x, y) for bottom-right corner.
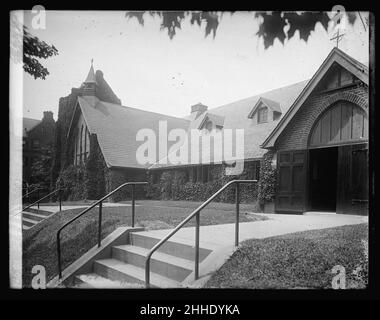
(309, 101), (368, 148)
(80, 125), (84, 163)
(73, 123), (91, 165)
(84, 127), (87, 161)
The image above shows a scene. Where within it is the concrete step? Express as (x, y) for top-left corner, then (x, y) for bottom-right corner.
(22, 217), (39, 226)
(74, 273), (145, 289)
(93, 258), (181, 288)
(130, 233), (211, 262)
(23, 208), (52, 216)
(112, 245), (193, 282)
(22, 212), (47, 222)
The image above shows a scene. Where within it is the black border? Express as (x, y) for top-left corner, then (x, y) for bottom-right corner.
(2, 3), (379, 302)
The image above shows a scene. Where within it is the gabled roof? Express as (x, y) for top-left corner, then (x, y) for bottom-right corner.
(150, 80), (309, 169)
(70, 96), (190, 169)
(261, 47), (369, 149)
(248, 97), (282, 118)
(23, 117), (41, 137)
(198, 112), (225, 129)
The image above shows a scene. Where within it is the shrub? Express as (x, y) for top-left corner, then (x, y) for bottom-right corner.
(258, 151), (276, 204)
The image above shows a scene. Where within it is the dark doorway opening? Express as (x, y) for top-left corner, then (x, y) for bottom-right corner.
(309, 147), (338, 211)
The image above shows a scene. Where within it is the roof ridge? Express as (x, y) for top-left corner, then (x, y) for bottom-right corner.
(209, 79), (310, 112)
(100, 100), (191, 123)
(23, 117), (41, 121)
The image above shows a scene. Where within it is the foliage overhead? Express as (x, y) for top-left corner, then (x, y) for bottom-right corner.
(126, 11), (359, 48)
(23, 26), (58, 79)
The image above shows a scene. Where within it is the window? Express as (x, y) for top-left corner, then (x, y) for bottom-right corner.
(202, 166), (209, 183)
(74, 124), (90, 165)
(247, 161), (261, 180)
(152, 171), (161, 184)
(183, 169), (190, 182)
(257, 107), (268, 123)
(191, 165), (212, 183)
(205, 120), (213, 131)
(192, 167), (198, 182)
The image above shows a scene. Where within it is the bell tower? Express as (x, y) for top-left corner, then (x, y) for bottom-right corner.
(82, 59), (97, 96)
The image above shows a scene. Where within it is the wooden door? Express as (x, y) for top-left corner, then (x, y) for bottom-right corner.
(336, 143), (368, 215)
(275, 150), (307, 213)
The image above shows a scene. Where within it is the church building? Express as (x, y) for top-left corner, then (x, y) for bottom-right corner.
(53, 47), (369, 214)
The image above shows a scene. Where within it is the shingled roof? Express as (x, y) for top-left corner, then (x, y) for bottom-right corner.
(150, 79), (309, 169)
(73, 96), (190, 169)
(23, 117), (41, 137)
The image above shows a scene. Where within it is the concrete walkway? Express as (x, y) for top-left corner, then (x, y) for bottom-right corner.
(136, 212), (368, 250)
(29, 202), (137, 214)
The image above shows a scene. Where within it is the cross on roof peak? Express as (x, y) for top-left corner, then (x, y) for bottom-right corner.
(330, 29), (345, 48)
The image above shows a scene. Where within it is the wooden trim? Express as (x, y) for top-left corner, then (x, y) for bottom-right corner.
(262, 48), (368, 149)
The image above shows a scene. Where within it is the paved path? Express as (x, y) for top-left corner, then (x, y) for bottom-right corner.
(136, 212), (368, 250)
(29, 202), (137, 214)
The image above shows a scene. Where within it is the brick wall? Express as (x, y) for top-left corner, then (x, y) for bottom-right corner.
(23, 112), (56, 187)
(275, 83), (368, 151)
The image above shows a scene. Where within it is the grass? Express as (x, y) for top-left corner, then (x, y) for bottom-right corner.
(205, 223), (368, 289)
(22, 200), (266, 287)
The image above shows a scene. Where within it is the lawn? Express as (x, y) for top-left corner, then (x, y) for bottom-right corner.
(22, 200), (266, 287)
(205, 223), (368, 289)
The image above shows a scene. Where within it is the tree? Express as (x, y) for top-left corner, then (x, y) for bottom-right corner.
(10, 14), (58, 80)
(23, 26), (58, 79)
(125, 11), (360, 49)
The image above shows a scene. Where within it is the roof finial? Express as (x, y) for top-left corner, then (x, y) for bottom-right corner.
(91, 58), (94, 66)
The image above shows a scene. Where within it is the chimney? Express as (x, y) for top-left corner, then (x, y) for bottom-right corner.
(43, 111), (54, 121)
(191, 103), (208, 119)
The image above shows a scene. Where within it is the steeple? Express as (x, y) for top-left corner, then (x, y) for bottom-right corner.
(82, 59), (97, 96)
(84, 59), (97, 84)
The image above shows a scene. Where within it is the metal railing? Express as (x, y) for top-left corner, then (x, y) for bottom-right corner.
(56, 182), (147, 279)
(22, 186), (43, 200)
(22, 188), (63, 213)
(144, 179), (257, 287)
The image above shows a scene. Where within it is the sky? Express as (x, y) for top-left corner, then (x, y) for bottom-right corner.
(20, 10), (369, 121)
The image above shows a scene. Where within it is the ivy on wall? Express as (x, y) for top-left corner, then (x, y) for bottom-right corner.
(55, 164), (87, 201)
(146, 161), (260, 203)
(55, 134), (107, 201)
(85, 134), (107, 200)
(257, 151), (276, 204)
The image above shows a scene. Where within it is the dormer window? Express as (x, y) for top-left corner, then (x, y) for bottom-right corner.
(204, 120), (213, 131)
(248, 97), (282, 124)
(198, 113), (225, 132)
(257, 107), (268, 123)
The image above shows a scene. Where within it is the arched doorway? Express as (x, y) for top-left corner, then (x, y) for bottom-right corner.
(307, 101), (368, 214)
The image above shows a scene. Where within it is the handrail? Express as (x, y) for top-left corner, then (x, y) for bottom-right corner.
(22, 186), (43, 199)
(56, 181), (147, 278)
(144, 179), (257, 287)
(22, 188), (63, 212)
